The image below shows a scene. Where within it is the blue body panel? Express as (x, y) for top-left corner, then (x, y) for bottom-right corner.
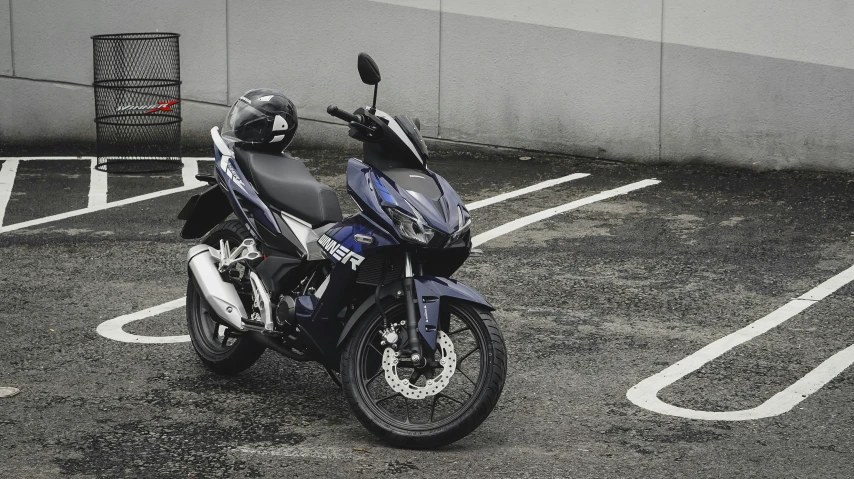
(324, 213), (400, 260)
(346, 158), (470, 238)
(414, 276), (494, 349)
(214, 147), (280, 237)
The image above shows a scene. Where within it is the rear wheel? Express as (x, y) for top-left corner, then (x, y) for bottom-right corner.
(341, 300), (507, 448)
(186, 220), (265, 375)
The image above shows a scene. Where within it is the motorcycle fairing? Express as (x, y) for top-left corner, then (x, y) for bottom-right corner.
(320, 212), (400, 270)
(347, 158), (470, 242)
(414, 276), (495, 350)
(433, 172), (470, 227)
(214, 146), (280, 238)
(295, 213), (400, 370)
(377, 169), (453, 234)
(297, 257), (358, 370)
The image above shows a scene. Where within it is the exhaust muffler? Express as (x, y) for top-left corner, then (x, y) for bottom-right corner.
(187, 244), (247, 331)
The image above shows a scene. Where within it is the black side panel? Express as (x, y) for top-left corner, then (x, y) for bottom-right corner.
(298, 261), (361, 371)
(419, 232), (471, 277)
(256, 214), (303, 257)
(180, 186), (233, 239)
(337, 281), (402, 347)
(255, 254), (304, 296)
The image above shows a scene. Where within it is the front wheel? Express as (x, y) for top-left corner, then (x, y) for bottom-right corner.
(341, 300), (507, 448)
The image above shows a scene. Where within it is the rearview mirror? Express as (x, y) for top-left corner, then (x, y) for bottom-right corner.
(358, 53), (381, 85)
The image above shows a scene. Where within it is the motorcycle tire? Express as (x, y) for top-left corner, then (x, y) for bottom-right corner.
(341, 300), (507, 448)
(186, 220), (265, 375)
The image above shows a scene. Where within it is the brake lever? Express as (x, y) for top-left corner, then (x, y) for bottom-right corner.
(349, 121), (372, 132)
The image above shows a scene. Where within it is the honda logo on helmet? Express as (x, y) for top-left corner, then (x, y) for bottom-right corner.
(117, 100), (180, 114)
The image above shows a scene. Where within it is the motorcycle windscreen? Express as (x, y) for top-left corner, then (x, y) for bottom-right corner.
(393, 114), (428, 163)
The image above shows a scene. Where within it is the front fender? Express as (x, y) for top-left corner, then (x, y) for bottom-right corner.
(337, 276), (493, 350)
(414, 276), (494, 349)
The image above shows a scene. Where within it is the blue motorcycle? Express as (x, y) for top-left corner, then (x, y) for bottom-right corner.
(178, 53), (506, 448)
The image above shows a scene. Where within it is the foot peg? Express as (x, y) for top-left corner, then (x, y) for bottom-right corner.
(218, 238), (261, 272)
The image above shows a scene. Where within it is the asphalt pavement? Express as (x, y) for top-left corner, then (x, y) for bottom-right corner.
(1, 148), (854, 478)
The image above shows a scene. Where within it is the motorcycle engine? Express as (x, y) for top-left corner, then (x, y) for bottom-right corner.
(275, 295), (297, 330)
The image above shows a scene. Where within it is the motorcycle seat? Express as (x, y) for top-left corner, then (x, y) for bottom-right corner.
(233, 146), (343, 227)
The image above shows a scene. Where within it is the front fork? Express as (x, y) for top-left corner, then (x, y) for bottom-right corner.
(402, 253), (427, 367)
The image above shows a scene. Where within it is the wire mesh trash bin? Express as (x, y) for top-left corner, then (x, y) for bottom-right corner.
(92, 32), (182, 173)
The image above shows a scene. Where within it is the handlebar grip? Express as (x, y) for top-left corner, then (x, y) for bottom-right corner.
(327, 105), (360, 124)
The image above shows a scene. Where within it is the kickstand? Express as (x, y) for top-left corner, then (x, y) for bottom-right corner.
(324, 366), (343, 390)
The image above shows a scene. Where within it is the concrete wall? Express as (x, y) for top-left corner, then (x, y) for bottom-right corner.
(0, 0), (11, 76)
(438, 1), (661, 162)
(659, 1), (854, 171)
(1, 0), (853, 172)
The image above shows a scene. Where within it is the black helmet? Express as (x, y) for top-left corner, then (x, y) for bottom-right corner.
(222, 89), (298, 152)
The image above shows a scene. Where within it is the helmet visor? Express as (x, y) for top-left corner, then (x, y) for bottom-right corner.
(221, 99), (272, 144)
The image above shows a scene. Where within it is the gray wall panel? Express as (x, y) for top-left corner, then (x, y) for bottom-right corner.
(10, 0), (227, 104)
(660, 43), (854, 172)
(5, 1), (854, 172)
(0, 0), (10, 75)
(438, 13), (661, 162)
(0, 77), (95, 144)
(0, 77), (230, 148)
(228, 0), (440, 137)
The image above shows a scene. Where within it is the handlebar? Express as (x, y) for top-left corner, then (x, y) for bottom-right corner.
(327, 105), (361, 124)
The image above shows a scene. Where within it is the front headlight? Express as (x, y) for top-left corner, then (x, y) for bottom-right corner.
(385, 206), (435, 245)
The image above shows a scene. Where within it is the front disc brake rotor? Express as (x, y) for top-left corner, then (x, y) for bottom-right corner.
(381, 331), (457, 400)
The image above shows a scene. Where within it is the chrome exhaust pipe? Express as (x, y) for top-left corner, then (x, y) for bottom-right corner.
(187, 244), (247, 331)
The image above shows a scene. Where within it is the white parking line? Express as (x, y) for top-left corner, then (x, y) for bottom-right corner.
(0, 159), (580, 232)
(0, 184), (202, 234)
(181, 158), (208, 188)
(96, 298), (189, 343)
(0, 159), (20, 226)
(88, 158), (108, 208)
(0, 157), (211, 234)
(626, 264), (854, 421)
(466, 173), (590, 210)
(472, 179), (660, 247)
(95, 176), (658, 344)
(234, 444), (353, 460)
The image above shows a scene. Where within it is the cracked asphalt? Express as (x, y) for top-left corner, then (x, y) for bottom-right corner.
(2, 147), (854, 478)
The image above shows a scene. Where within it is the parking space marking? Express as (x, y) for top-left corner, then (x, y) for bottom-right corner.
(88, 158), (108, 208)
(0, 159), (20, 226)
(471, 179), (660, 247)
(181, 158), (208, 188)
(96, 298), (189, 343)
(0, 157), (211, 234)
(95, 175), (657, 345)
(627, 264), (854, 421)
(466, 173), (590, 210)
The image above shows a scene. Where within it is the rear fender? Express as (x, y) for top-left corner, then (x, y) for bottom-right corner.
(337, 276), (493, 350)
(179, 185), (233, 239)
